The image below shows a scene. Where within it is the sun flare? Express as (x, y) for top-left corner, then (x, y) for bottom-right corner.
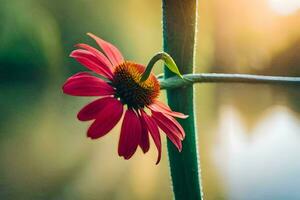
(268, 0), (300, 15)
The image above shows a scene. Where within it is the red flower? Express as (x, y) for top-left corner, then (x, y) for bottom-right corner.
(63, 33), (188, 164)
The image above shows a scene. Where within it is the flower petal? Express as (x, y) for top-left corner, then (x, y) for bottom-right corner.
(77, 97), (114, 121)
(63, 72), (115, 96)
(141, 110), (161, 164)
(70, 49), (113, 79)
(152, 111), (184, 152)
(139, 113), (150, 153)
(87, 32), (124, 66)
(118, 109), (141, 160)
(152, 111), (185, 139)
(148, 100), (188, 119)
(65, 72), (90, 82)
(87, 98), (123, 139)
(75, 43), (112, 68)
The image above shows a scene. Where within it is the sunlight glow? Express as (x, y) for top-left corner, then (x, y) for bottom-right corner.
(268, 0), (300, 15)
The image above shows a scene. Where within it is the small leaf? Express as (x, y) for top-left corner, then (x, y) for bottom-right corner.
(161, 53), (183, 78)
(140, 52), (183, 82)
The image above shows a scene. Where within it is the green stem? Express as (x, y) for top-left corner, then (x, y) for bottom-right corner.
(163, 1), (202, 200)
(140, 52), (182, 82)
(159, 73), (300, 90)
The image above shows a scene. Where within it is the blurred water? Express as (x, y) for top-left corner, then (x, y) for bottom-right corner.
(214, 106), (300, 200)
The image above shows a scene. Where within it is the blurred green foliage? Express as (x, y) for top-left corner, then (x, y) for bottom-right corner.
(0, 0), (63, 84)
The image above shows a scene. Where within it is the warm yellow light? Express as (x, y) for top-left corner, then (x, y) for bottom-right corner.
(268, 0), (300, 15)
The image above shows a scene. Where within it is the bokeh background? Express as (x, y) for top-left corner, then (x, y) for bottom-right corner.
(1, 0), (300, 199)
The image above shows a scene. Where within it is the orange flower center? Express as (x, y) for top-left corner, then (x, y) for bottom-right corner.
(112, 61), (160, 109)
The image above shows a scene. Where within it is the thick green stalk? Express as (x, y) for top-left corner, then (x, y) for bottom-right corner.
(162, 1), (202, 200)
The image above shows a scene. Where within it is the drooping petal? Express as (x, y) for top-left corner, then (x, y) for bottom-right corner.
(75, 43), (112, 68)
(152, 111), (184, 152)
(87, 98), (123, 139)
(148, 100), (188, 119)
(118, 109), (141, 160)
(63, 72), (115, 96)
(152, 111), (185, 139)
(87, 32), (124, 66)
(139, 112), (150, 153)
(77, 97), (114, 121)
(155, 117), (182, 151)
(70, 49), (113, 79)
(141, 110), (161, 164)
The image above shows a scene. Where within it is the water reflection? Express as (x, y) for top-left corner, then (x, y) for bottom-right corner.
(214, 106), (300, 200)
